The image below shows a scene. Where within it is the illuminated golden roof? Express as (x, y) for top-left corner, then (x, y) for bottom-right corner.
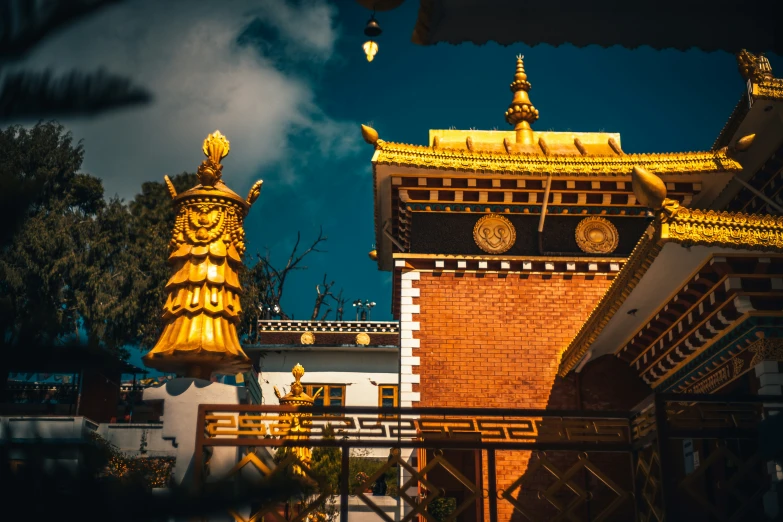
(558, 168), (783, 376)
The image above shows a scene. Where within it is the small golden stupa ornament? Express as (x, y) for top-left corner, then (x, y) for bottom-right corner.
(274, 364), (321, 475)
(142, 131), (263, 379)
(504, 55), (539, 145)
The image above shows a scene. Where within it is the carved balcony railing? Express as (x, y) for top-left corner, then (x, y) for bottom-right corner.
(192, 395), (780, 522)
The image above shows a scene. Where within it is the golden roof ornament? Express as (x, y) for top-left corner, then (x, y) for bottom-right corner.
(274, 363), (321, 406)
(632, 165), (680, 219)
(504, 55), (539, 145)
(361, 124), (380, 145)
(142, 130), (264, 379)
(575, 217), (619, 254)
(273, 364), (320, 477)
(737, 49), (773, 82)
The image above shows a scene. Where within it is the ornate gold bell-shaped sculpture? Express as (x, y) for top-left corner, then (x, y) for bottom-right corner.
(142, 131), (263, 379)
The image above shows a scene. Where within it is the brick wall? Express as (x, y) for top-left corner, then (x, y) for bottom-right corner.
(410, 272), (612, 409)
(406, 270), (615, 521)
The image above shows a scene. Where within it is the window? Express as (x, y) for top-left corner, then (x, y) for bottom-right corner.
(379, 385), (399, 410)
(303, 384), (345, 407)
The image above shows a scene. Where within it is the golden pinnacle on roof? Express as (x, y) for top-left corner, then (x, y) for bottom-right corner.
(505, 55), (539, 146)
(361, 124), (379, 145)
(632, 166), (667, 209)
(737, 50), (774, 82)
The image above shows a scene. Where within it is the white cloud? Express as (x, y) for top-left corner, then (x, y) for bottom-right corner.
(11, 0), (359, 198)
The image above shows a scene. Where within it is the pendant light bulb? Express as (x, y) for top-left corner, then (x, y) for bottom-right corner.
(363, 40), (378, 62)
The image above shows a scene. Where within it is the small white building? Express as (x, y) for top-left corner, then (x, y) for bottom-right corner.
(248, 320), (400, 410)
(246, 320), (400, 459)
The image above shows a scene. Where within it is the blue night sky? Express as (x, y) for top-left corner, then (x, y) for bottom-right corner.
(12, 1), (782, 369)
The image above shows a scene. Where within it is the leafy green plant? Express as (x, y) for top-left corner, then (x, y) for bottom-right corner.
(428, 497), (457, 521)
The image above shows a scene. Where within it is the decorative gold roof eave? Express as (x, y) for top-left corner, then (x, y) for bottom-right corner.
(753, 77), (783, 101)
(372, 140), (743, 176)
(557, 205), (783, 377)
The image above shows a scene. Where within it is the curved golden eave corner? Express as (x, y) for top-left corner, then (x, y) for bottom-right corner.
(142, 131), (264, 379)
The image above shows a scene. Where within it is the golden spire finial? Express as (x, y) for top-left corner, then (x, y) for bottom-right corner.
(505, 55), (539, 145)
(291, 363), (305, 394)
(197, 130), (230, 187)
(273, 363), (317, 405)
(202, 130), (230, 164)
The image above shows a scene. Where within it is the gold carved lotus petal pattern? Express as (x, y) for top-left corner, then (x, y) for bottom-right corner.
(575, 217), (619, 254)
(375, 142), (742, 176)
(474, 213), (517, 254)
(664, 208), (783, 249)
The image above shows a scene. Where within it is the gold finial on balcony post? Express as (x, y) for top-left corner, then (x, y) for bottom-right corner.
(273, 364), (320, 476)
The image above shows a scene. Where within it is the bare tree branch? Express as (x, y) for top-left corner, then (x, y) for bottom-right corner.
(332, 288), (348, 321)
(255, 228), (327, 320)
(311, 272), (335, 321)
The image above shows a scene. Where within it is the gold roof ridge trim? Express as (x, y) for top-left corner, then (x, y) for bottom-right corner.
(378, 139), (738, 157)
(374, 140), (742, 176)
(558, 207), (783, 376)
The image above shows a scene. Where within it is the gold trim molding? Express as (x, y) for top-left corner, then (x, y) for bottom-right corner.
(473, 214), (517, 254)
(372, 140), (741, 177)
(754, 77), (783, 101)
(662, 208), (783, 249)
(575, 217), (619, 254)
(300, 331), (315, 345)
(559, 206), (783, 376)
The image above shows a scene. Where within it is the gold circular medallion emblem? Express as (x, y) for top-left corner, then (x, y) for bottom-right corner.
(575, 217), (619, 254)
(300, 331), (315, 345)
(473, 214), (517, 254)
(355, 333), (371, 346)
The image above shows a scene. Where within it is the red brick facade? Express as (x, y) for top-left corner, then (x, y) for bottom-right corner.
(410, 272), (613, 409)
(407, 271), (615, 521)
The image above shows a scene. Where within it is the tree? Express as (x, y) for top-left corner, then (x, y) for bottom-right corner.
(0, 123), (194, 357)
(0, 122), (104, 349)
(333, 289), (347, 321)
(124, 172), (198, 350)
(0, 122), (346, 358)
(254, 228), (328, 321)
(311, 274), (335, 321)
